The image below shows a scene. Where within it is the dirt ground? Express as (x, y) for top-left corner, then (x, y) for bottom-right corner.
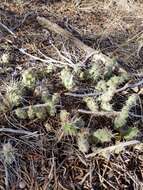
(0, 0), (143, 190)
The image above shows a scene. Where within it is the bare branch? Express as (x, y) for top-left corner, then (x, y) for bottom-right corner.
(0, 127), (39, 136)
(116, 79), (143, 93)
(37, 16), (95, 54)
(86, 140), (140, 158)
(19, 48), (70, 68)
(78, 109), (119, 117)
(36, 16), (114, 67)
(13, 103), (60, 111)
(64, 92), (101, 97)
(0, 21), (16, 38)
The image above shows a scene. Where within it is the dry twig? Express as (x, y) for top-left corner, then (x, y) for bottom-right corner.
(0, 127), (39, 136)
(37, 16), (113, 66)
(0, 21), (16, 38)
(37, 16), (95, 54)
(78, 109), (119, 117)
(86, 140), (140, 158)
(116, 79), (143, 93)
(64, 92), (101, 97)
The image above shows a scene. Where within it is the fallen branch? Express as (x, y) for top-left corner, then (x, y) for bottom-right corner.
(20, 103), (52, 110)
(0, 127), (39, 136)
(0, 21), (17, 38)
(116, 79), (143, 93)
(86, 140), (140, 158)
(37, 16), (113, 66)
(19, 48), (73, 68)
(16, 103), (60, 111)
(77, 109), (119, 117)
(64, 92), (101, 97)
(37, 16), (95, 54)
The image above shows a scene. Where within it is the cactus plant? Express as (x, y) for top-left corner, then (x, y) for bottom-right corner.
(22, 69), (37, 89)
(6, 83), (24, 107)
(42, 92), (60, 116)
(123, 127), (139, 140)
(114, 94), (137, 129)
(93, 128), (113, 143)
(100, 86), (115, 111)
(35, 107), (47, 120)
(15, 108), (28, 119)
(84, 97), (99, 112)
(60, 67), (75, 90)
(60, 110), (78, 135)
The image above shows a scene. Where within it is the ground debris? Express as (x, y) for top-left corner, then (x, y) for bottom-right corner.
(0, 0), (143, 189)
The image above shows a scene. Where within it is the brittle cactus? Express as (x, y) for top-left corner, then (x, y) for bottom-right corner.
(6, 83), (24, 107)
(41, 89), (51, 103)
(42, 92), (60, 116)
(34, 107), (47, 120)
(60, 109), (70, 124)
(99, 86), (115, 111)
(60, 67), (75, 90)
(60, 110), (78, 136)
(96, 80), (107, 92)
(22, 69), (37, 89)
(99, 75), (129, 111)
(27, 105), (48, 120)
(15, 108), (28, 119)
(15, 100), (56, 120)
(45, 64), (55, 74)
(89, 55), (115, 82)
(88, 61), (103, 81)
(114, 94), (137, 129)
(123, 127), (139, 140)
(93, 128), (113, 143)
(106, 75), (128, 88)
(52, 93), (60, 105)
(84, 97), (99, 112)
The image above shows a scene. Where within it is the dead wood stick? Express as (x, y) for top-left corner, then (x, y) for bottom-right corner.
(116, 79), (143, 93)
(37, 16), (95, 54)
(86, 140), (140, 158)
(78, 109), (119, 117)
(0, 21), (17, 38)
(0, 127), (39, 136)
(37, 17), (112, 64)
(37, 16), (116, 70)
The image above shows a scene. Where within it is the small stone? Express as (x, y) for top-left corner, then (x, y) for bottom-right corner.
(19, 181), (26, 189)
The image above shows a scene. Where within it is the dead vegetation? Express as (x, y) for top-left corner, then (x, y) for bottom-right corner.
(0, 0), (143, 189)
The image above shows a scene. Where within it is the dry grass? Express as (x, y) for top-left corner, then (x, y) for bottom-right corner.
(0, 0), (143, 189)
